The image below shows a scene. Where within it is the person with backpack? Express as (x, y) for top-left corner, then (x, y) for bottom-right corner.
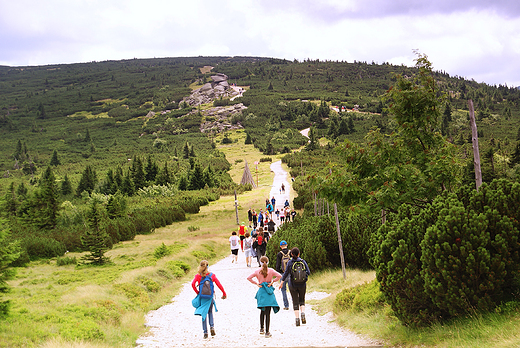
(238, 222), (247, 251)
(267, 218), (276, 235)
(229, 231), (240, 263)
(279, 247), (310, 326)
(275, 240), (291, 310)
(252, 229), (266, 267)
(247, 255), (282, 338)
(244, 232), (253, 267)
(191, 260), (227, 339)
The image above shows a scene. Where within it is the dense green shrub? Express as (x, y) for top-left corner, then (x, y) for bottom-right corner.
(335, 280), (385, 313)
(267, 213), (377, 272)
(56, 255), (77, 266)
(371, 180), (520, 327)
(22, 235), (67, 260)
(153, 243), (172, 259)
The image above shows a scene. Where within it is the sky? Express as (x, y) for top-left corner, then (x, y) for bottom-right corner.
(1, 0), (520, 87)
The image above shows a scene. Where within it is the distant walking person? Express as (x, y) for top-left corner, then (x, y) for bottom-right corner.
(229, 231), (240, 263)
(279, 247), (310, 326)
(191, 260), (227, 339)
(253, 229), (267, 267)
(248, 208), (253, 228)
(247, 255), (281, 338)
(275, 240), (291, 310)
(244, 232), (253, 267)
(281, 183), (285, 193)
(238, 222), (247, 251)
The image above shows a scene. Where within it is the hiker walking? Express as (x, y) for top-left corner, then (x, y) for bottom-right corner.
(253, 229), (267, 267)
(244, 232), (253, 267)
(238, 222), (247, 251)
(281, 183), (285, 193)
(229, 231), (240, 263)
(275, 240), (291, 310)
(247, 255), (281, 338)
(248, 208), (253, 228)
(191, 260), (227, 339)
(279, 247), (310, 326)
(252, 209), (258, 229)
(267, 218), (276, 235)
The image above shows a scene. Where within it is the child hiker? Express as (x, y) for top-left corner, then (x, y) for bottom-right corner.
(247, 255), (281, 338)
(191, 260), (227, 339)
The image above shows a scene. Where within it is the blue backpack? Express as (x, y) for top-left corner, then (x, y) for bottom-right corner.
(199, 273), (214, 300)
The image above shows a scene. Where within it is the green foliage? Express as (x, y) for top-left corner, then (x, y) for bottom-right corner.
(56, 255), (77, 266)
(165, 260), (191, 278)
(0, 220), (21, 317)
(335, 280), (385, 313)
(267, 212), (377, 272)
(153, 243), (172, 259)
(371, 179), (520, 327)
(81, 201), (110, 265)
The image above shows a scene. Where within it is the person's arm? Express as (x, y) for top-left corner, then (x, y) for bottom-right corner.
(211, 274), (227, 298)
(247, 270), (262, 287)
(304, 260), (311, 276)
(191, 274), (201, 294)
(269, 269), (282, 285)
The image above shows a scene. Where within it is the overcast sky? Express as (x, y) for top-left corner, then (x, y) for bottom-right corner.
(1, 0), (520, 87)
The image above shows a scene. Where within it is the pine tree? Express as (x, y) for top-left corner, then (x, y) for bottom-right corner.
(61, 175), (72, 196)
(120, 171), (135, 196)
(16, 182), (28, 199)
(245, 132), (253, 145)
(84, 129), (92, 142)
(178, 176), (188, 191)
(203, 165), (215, 188)
(305, 127), (319, 151)
(145, 155), (159, 183)
(76, 165), (97, 196)
(0, 219), (21, 316)
(3, 183), (17, 216)
(49, 149), (61, 166)
(188, 164), (204, 190)
(106, 193), (126, 219)
(155, 162), (172, 186)
(20, 167), (60, 229)
(131, 156), (146, 190)
(81, 201), (110, 265)
(183, 142), (190, 159)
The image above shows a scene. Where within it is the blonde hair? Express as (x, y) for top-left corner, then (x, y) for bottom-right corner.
(260, 256), (269, 278)
(198, 260), (209, 276)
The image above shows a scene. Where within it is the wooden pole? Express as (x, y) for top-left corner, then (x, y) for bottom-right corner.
(468, 100), (482, 191)
(234, 190), (239, 224)
(334, 203), (347, 279)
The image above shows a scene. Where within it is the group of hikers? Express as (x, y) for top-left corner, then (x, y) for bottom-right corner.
(191, 242), (310, 339)
(248, 196), (296, 231)
(191, 187), (309, 339)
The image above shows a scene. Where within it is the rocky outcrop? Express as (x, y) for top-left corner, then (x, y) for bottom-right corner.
(183, 73), (238, 106)
(199, 104), (247, 133)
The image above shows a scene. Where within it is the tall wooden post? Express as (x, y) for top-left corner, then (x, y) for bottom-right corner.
(468, 100), (482, 191)
(334, 203), (347, 279)
(234, 190), (239, 224)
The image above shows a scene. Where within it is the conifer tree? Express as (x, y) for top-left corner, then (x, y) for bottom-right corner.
(20, 167), (60, 229)
(188, 164), (204, 190)
(120, 171), (135, 196)
(183, 142), (190, 159)
(178, 175), (188, 191)
(131, 156), (146, 190)
(49, 149), (61, 166)
(203, 165), (215, 188)
(305, 127), (319, 151)
(81, 201), (110, 265)
(61, 175), (72, 196)
(245, 132), (252, 145)
(16, 182), (28, 200)
(145, 155), (159, 183)
(155, 162), (172, 186)
(3, 183), (17, 216)
(0, 219), (21, 316)
(76, 165), (97, 196)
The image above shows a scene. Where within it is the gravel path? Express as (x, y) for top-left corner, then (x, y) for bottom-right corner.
(136, 161), (378, 348)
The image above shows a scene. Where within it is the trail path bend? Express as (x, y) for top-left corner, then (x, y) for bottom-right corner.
(136, 161), (377, 348)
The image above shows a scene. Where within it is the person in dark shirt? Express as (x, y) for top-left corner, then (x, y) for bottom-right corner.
(275, 240), (290, 310)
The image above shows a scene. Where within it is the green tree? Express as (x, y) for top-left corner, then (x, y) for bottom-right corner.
(106, 193), (126, 219)
(3, 183), (17, 216)
(19, 166), (60, 229)
(120, 171), (135, 196)
(315, 54), (461, 212)
(178, 175), (188, 191)
(188, 164), (204, 190)
(245, 132), (253, 145)
(155, 162), (172, 186)
(131, 156), (146, 190)
(0, 219), (21, 317)
(76, 165), (97, 196)
(49, 149), (61, 166)
(81, 201), (110, 265)
(61, 175), (73, 196)
(145, 155), (159, 183)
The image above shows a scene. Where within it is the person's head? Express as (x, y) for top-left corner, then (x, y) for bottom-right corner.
(260, 256), (269, 277)
(198, 260), (209, 276)
(258, 230), (264, 237)
(245, 232), (250, 238)
(291, 247), (300, 259)
(232, 231), (237, 235)
(280, 240), (288, 249)
(257, 226), (263, 232)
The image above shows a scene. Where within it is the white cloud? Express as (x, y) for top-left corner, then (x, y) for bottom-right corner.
(1, 0), (520, 86)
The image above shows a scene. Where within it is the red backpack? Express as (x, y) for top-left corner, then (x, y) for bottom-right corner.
(257, 236), (263, 245)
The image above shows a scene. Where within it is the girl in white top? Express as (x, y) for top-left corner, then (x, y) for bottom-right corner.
(229, 231), (240, 263)
(243, 232), (253, 267)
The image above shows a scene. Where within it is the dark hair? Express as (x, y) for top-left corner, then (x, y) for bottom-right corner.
(291, 247), (300, 258)
(232, 231), (237, 235)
